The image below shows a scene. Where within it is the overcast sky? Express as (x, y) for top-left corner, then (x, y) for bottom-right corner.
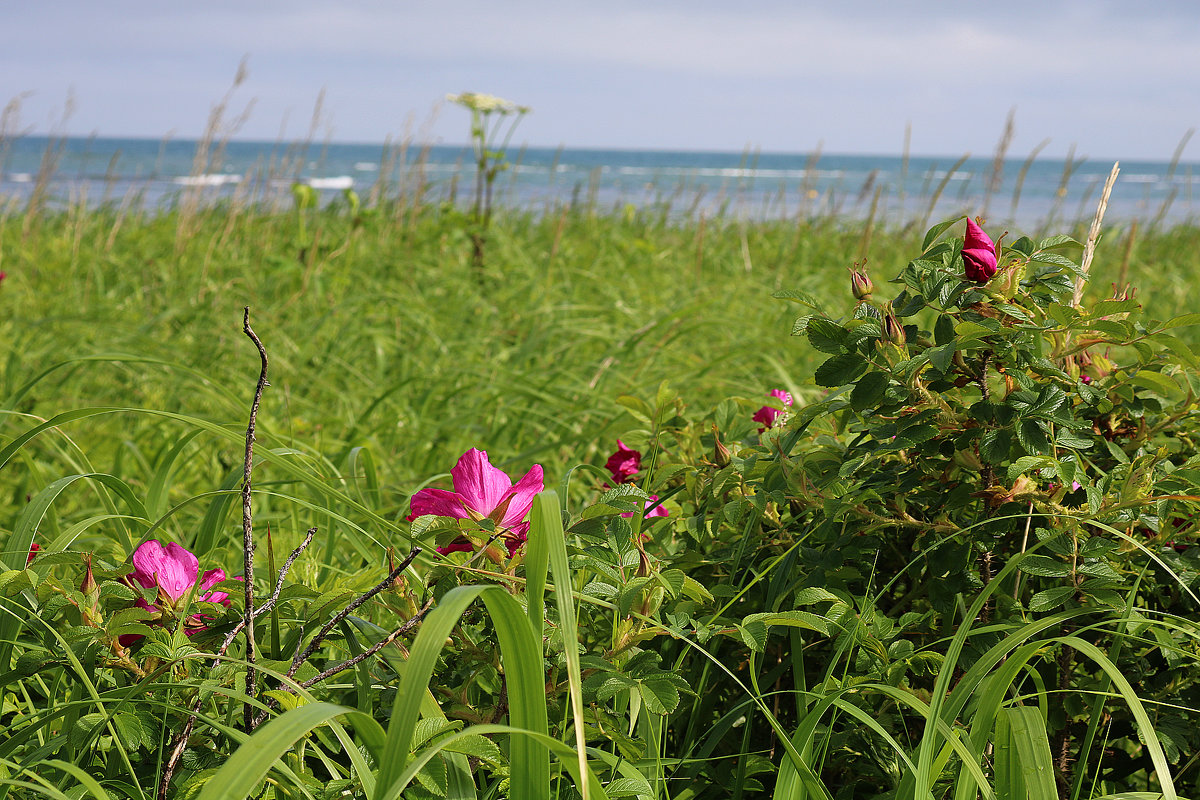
(4, 1), (1198, 161)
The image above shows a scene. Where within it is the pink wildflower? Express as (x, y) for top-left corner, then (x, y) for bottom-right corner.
(407, 448), (544, 557)
(605, 440), (642, 484)
(963, 217), (999, 283)
(26, 542), (40, 565)
(753, 389), (793, 431)
(621, 495), (669, 520)
(122, 539), (240, 643)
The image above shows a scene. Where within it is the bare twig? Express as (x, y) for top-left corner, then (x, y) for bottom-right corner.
(287, 547), (421, 678)
(217, 527), (317, 653)
(251, 591), (435, 728)
(253, 594), (437, 729)
(241, 307), (269, 732)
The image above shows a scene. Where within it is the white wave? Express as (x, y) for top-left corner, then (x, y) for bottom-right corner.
(354, 162), (379, 171)
(175, 174), (241, 186)
(307, 176), (354, 190)
(8, 173), (32, 183)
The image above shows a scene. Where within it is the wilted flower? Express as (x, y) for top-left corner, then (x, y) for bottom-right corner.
(605, 440), (642, 484)
(753, 389), (794, 431)
(848, 260), (874, 301)
(407, 448), (544, 557)
(123, 539), (239, 641)
(963, 217), (999, 283)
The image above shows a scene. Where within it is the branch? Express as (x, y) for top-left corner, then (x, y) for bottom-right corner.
(286, 547), (421, 678)
(241, 306), (269, 733)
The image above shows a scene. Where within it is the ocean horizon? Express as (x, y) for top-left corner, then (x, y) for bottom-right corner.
(2, 134), (1197, 230)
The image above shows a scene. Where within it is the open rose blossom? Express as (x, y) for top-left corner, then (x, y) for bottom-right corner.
(963, 217), (999, 283)
(122, 539), (240, 642)
(407, 448), (544, 556)
(605, 440), (642, 484)
(753, 389), (793, 431)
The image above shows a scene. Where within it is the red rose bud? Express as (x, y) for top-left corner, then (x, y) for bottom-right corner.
(848, 261), (874, 301)
(963, 217), (999, 283)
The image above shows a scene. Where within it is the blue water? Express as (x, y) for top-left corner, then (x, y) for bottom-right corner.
(1, 135), (1197, 230)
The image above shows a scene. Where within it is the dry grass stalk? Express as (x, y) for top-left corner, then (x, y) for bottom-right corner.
(1074, 161), (1120, 307)
(982, 107), (1016, 219)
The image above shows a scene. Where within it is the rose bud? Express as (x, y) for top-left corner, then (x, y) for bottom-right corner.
(963, 217), (999, 283)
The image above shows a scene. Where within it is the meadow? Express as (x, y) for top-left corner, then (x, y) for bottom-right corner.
(2, 153), (1200, 799)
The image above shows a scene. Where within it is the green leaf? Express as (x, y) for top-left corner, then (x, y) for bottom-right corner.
(1018, 556), (1072, 578)
(850, 372), (889, 411)
(814, 353), (869, 388)
(1131, 370), (1182, 398)
(979, 429), (1012, 464)
(639, 678), (684, 715)
(922, 217), (963, 252)
(926, 341), (956, 374)
(806, 317), (848, 354)
(1161, 312), (1200, 329)
(1029, 586), (1076, 612)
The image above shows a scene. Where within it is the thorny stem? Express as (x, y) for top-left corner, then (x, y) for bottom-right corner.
(241, 306), (269, 733)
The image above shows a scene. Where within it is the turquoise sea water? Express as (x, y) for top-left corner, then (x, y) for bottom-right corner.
(1, 135), (1197, 230)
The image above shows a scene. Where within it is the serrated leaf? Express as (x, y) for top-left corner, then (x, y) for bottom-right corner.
(980, 428), (1012, 464)
(814, 353), (869, 388)
(741, 610), (830, 636)
(1029, 586), (1076, 612)
(442, 733), (504, 765)
(639, 678), (683, 714)
(1016, 418), (1051, 454)
(1018, 555), (1072, 578)
(850, 372), (889, 411)
(739, 620), (767, 651)
(926, 341), (956, 374)
(807, 317), (848, 354)
(793, 587), (839, 605)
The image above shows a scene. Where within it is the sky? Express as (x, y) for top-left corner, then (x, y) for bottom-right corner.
(4, 1), (1199, 161)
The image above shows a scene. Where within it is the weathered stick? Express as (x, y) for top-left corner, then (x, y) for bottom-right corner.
(240, 306), (269, 732)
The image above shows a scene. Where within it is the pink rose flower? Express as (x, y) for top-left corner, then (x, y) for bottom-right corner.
(605, 440), (642, 484)
(753, 389), (793, 431)
(407, 448), (544, 557)
(122, 539), (240, 643)
(963, 217), (999, 283)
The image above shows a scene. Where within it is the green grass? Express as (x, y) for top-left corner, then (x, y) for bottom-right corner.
(4, 198), (1200, 798)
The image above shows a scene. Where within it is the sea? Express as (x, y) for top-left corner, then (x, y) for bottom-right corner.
(2, 134), (1198, 231)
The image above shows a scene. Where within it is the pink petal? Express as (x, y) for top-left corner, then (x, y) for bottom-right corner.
(407, 487), (471, 521)
(130, 540), (198, 603)
(450, 449), (513, 516)
(498, 464), (544, 530)
(198, 570), (242, 606)
(605, 440), (642, 484)
(622, 495), (669, 519)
